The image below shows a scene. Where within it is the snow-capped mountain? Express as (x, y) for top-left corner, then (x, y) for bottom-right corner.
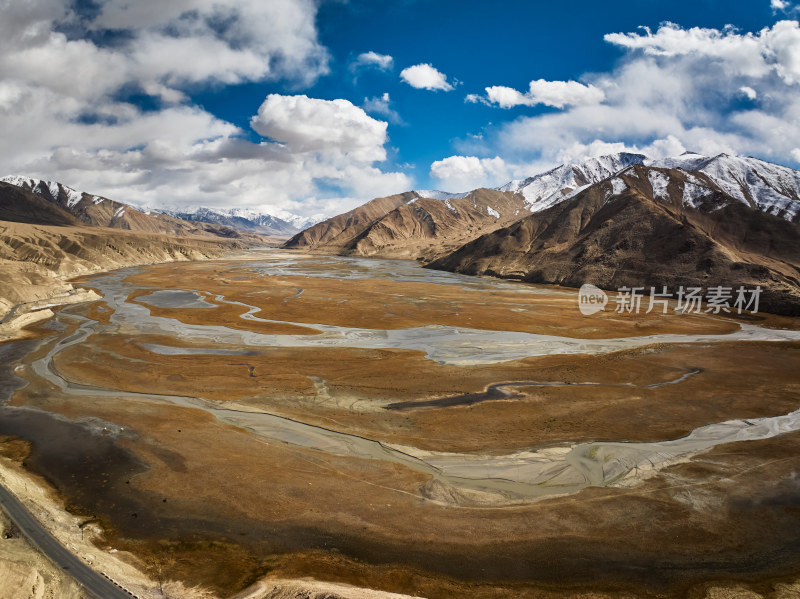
(163, 206), (301, 236)
(411, 155), (650, 217)
(284, 150), (800, 271)
(497, 153), (647, 212)
(1, 175), (315, 237)
(0, 175), (160, 232)
(490, 151), (799, 222)
(0, 175), (274, 242)
(1, 175), (109, 209)
(429, 160), (800, 316)
(647, 153), (800, 221)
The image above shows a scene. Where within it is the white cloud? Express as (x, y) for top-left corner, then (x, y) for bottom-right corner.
(464, 93), (486, 104)
(251, 94), (388, 162)
(771, 0), (790, 12)
(761, 20), (800, 84)
(363, 93), (403, 124)
(555, 136), (688, 164)
(0, 1), (414, 220)
(353, 51), (394, 71)
(455, 21), (800, 175)
(792, 148), (800, 162)
(97, 0), (329, 86)
(483, 86), (528, 108)
(430, 156), (512, 190)
(604, 20), (800, 83)
(400, 63), (454, 91)
(483, 80), (605, 109)
(740, 86), (758, 99)
(363, 92), (391, 114)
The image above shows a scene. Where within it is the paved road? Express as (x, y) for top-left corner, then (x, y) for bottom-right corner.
(0, 483), (135, 599)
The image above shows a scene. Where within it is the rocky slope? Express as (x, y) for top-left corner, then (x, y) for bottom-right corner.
(284, 191), (419, 251)
(286, 152), (800, 261)
(284, 189), (529, 261)
(428, 163), (800, 315)
(0, 220), (251, 323)
(0, 182), (266, 338)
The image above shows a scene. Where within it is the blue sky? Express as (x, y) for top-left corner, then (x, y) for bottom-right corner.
(1, 0), (798, 222)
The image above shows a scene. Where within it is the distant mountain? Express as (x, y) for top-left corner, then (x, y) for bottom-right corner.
(163, 206), (301, 237)
(428, 162), (800, 315)
(0, 176), (269, 243)
(0, 180), (265, 324)
(284, 188), (530, 261)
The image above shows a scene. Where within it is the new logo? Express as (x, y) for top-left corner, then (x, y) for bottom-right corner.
(578, 284), (608, 315)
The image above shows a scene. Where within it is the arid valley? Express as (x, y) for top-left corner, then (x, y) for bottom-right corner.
(3, 1), (800, 597)
(2, 249), (800, 598)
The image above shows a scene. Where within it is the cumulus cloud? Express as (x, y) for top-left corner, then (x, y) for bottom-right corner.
(400, 63), (454, 91)
(352, 51), (394, 71)
(430, 156), (512, 190)
(792, 148), (800, 162)
(604, 20), (800, 83)
(92, 0), (329, 86)
(480, 80), (605, 109)
(554, 136), (689, 164)
(454, 21), (800, 174)
(251, 95), (388, 162)
(0, 0), (416, 219)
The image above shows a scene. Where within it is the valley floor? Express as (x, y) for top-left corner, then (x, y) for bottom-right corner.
(1, 250), (800, 598)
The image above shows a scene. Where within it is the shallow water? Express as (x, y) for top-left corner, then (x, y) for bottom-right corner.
(7, 252), (800, 505)
(135, 289), (215, 309)
(94, 259), (800, 367)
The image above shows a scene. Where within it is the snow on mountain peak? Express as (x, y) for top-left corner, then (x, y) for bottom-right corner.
(649, 153), (800, 220)
(497, 152), (647, 213)
(413, 189), (470, 202)
(495, 151), (799, 221)
(2, 175), (89, 208)
(162, 205), (307, 235)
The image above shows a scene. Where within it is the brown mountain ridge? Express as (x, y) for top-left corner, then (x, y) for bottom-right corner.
(427, 164), (800, 315)
(285, 188), (528, 261)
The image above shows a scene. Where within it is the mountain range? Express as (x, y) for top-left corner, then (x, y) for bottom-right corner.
(2, 151), (799, 314)
(0, 176), (302, 239)
(285, 152), (800, 315)
(160, 206), (303, 237)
